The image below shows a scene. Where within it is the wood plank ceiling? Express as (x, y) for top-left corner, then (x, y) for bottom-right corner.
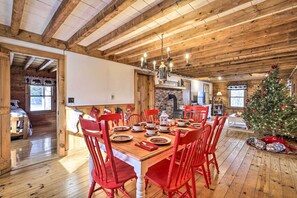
(0, 0), (296, 82)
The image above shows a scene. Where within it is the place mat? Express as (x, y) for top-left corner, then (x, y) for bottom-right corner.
(169, 129), (190, 137)
(135, 141), (158, 151)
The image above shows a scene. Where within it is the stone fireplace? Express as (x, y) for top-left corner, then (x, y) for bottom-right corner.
(155, 88), (183, 118)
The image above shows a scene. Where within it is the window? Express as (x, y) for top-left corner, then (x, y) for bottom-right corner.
(229, 89), (245, 108)
(30, 85), (53, 111)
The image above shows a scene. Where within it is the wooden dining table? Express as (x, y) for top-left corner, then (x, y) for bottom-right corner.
(95, 124), (197, 198)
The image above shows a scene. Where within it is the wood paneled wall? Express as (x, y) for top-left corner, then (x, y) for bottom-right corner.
(212, 80), (261, 115)
(10, 65), (57, 131)
(66, 104), (134, 151)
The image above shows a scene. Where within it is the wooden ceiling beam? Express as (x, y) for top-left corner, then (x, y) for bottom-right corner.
(102, 0), (250, 56)
(11, 0), (25, 35)
(86, 0), (195, 51)
(67, 0), (137, 48)
(49, 67), (57, 73)
(116, 0), (297, 60)
(37, 59), (54, 71)
(24, 56), (36, 70)
(10, 52), (14, 66)
(42, 0), (81, 43)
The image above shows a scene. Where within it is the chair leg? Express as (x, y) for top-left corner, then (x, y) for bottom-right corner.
(206, 154), (211, 185)
(145, 178), (149, 190)
(111, 189), (115, 198)
(201, 165), (209, 189)
(88, 180), (96, 198)
(168, 192), (173, 198)
(191, 168), (197, 198)
(213, 153), (220, 173)
(185, 182), (192, 198)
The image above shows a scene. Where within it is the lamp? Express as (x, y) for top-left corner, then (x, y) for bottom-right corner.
(216, 91), (223, 104)
(140, 34), (191, 82)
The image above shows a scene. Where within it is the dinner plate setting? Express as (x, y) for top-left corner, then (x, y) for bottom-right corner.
(147, 136), (171, 145)
(113, 126), (130, 131)
(110, 134), (133, 142)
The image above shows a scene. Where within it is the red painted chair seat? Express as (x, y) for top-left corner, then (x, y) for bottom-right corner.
(145, 159), (190, 192)
(91, 157), (136, 189)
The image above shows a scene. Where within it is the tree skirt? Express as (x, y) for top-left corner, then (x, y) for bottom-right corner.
(246, 136), (297, 154)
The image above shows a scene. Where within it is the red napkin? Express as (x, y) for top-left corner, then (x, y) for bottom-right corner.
(135, 141), (158, 151)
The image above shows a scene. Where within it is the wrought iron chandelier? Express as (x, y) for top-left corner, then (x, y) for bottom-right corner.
(140, 34), (191, 82)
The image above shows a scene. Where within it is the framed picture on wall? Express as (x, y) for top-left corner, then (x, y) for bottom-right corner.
(203, 84), (210, 104)
(203, 84), (209, 93)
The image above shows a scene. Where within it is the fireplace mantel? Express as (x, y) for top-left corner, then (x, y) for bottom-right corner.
(155, 84), (186, 90)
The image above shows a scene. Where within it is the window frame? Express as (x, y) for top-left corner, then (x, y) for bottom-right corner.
(229, 89), (246, 108)
(29, 85), (53, 112)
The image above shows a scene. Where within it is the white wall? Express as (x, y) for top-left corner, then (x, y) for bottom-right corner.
(66, 52), (134, 105)
(0, 36), (136, 106)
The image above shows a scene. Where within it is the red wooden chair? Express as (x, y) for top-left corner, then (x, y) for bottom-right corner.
(144, 127), (204, 197)
(183, 105), (194, 119)
(90, 106), (100, 119)
(205, 115), (227, 184)
(79, 118), (136, 198)
(191, 106), (209, 123)
(97, 113), (123, 129)
(144, 109), (159, 122)
(191, 124), (212, 193)
(125, 114), (144, 127)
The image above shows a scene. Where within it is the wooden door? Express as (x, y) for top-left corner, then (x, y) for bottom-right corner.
(134, 72), (155, 118)
(0, 47), (11, 175)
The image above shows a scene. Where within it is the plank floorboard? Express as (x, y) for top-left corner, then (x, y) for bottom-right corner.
(1, 129), (297, 198)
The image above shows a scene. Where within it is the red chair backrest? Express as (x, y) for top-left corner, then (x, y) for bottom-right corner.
(166, 127), (204, 188)
(97, 113), (123, 128)
(206, 115), (227, 153)
(192, 124), (212, 167)
(183, 106), (194, 119)
(191, 106), (209, 123)
(90, 106), (100, 119)
(144, 109), (159, 122)
(79, 118), (119, 184)
(126, 114), (144, 127)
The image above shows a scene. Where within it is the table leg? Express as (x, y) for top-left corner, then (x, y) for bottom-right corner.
(134, 162), (148, 198)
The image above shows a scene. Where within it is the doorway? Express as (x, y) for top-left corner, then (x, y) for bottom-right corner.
(134, 71), (155, 118)
(10, 52), (58, 169)
(0, 43), (66, 174)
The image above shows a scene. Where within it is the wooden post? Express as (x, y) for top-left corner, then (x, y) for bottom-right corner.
(0, 48), (11, 175)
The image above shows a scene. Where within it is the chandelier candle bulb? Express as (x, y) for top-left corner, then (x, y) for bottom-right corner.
(185, 53), (189, 64)
(144, 53), (147, 63)
(141, 57), (144, 67)
(169, 62), (173, 72)
(153, 60), (156, 70)
(167, 47), (170, 57)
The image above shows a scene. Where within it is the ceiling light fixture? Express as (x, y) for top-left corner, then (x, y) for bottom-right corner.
(140, 34), (191, 82)
(218, 76), (222, 80)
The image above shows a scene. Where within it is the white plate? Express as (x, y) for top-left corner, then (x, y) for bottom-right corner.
(147, 136), (171, 145)
(113, 126), (130, 131)
(111, 134), (133, 142)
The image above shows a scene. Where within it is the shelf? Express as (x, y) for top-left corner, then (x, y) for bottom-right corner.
(155, 84), (186, 90)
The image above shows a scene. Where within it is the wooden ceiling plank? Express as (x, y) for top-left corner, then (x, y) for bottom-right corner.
(117, 0), (297, 60)
(103, 0), (251, 56)
(42, 0), (81, 43)
(11, 0), (25, 35)
(125, 16), (297, 64)
(37, 59), (54, 71)
(86, 0), (195, 51)
(24, 56), (36, 70)
(67, 0), (137, 48)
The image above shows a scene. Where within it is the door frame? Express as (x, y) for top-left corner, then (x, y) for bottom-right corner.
(0, 43), (67, 174)
(134, 70), (155, 116)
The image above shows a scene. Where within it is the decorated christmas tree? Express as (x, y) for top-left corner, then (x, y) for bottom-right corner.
(243, 65), (297, 137)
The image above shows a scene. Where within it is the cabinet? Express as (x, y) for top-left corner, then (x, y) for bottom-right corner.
(213, 103), (223, 115)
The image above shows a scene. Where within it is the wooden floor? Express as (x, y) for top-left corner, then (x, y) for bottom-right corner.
(10, 124), (58, 169)
(1, 128), (297, 198)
